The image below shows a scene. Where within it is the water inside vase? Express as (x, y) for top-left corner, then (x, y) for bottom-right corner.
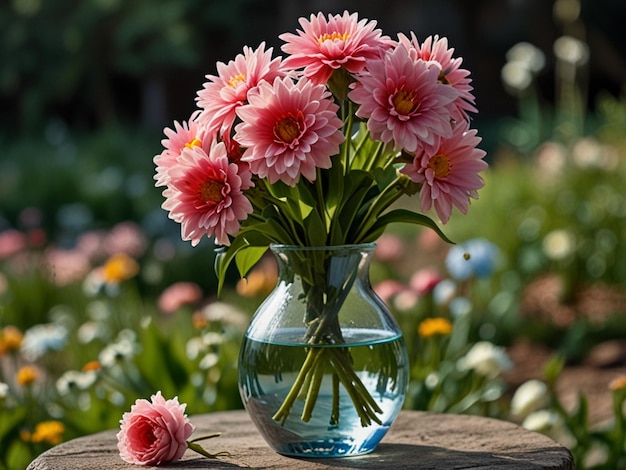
(238, 328), (408, 457)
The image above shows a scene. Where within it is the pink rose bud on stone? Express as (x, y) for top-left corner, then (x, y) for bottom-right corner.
(117, 391), (194, 466)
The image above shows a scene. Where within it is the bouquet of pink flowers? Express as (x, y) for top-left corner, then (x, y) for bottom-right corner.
(154, 11), (487, 428)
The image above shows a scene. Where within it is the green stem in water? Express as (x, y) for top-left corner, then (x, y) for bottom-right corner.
(272, 347), (324, 424)
(301, 354), (325, 422)
(331, 372), (340, 426)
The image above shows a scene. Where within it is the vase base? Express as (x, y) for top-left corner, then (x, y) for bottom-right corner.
(270, 430), (388, 458)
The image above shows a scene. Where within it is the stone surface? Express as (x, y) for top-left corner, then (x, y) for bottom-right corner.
(28, 410), (574, 469)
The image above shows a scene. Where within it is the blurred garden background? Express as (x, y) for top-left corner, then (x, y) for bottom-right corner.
(1, 0), (626, 468)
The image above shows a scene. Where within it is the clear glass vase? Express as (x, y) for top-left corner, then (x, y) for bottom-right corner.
(238, 243), (409, 458)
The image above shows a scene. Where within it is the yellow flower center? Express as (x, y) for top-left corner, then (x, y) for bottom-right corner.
(273, 114), (302, 144)
(438, 69), (451, 85)
(428, 154), (451, 178)
(317, 31), (349, 43)
(418, 317), (453, 338)
(228, 73), (246, 89)
(184, 138), (202, 149)
(393, 88), (419, 115)
(199, 180), (224, 203)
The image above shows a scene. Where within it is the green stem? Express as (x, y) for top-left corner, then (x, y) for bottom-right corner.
(331, 373), (340, 426)
(354, 180), (405, 242)
(272, 348), (324, 424)
(301, 355), (325, 422)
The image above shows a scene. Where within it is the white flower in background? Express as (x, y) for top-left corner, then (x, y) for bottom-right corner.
(0, 382), (9, 399)
(77, 320), (110, 344)
(522, 409), (561, 433)
(572, 137), (619, 170)
(20, 323), (68, 361)
(198, 301), (248, 329)
(511, 379), (549, 418)
(501, 42), (545, 96)
(542, 229), (576, 260)
(501, 60), (532, 94)
(187, 332), (224, 362)
(99, 330), (140, 368)
(186, 337), (204, 360)
(433, 279), (457, 305)
(554, 35), (589, 67)
(56, 370), (97, 395)
(506, 42), (546, 74)
(457, 341), (513, 379)
(199, 352), (219, 370)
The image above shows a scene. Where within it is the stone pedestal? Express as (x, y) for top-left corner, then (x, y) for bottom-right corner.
(28, 410), (574, 469)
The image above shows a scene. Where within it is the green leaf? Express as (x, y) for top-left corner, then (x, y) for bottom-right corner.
(331, 170), (378, 244)
(0, 407), (27, 454)
(543, 353), (565, 388)
(303, 208), (327, 246)
(214, 238), (248, 296)
(235, 246), (268, 279)
(365, 209), (454, 244)
(214, 219), (294, 294)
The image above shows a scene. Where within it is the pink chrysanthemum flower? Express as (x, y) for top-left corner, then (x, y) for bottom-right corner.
(349, 43), (459, 154)
(154, 111), (210, 187)
(398, 33), (477, 122)
(161, 139), (253, 246)
(279, 11), (393, 84)
(401, 122), (487, 224)
(234, 77), (344, 186)
(196, 42), (284, 135)
(221, 131), (253, 190)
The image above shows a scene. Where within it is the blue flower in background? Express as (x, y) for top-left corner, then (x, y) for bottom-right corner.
(445, 238), (499, 281)
(20, 323), (69, 361)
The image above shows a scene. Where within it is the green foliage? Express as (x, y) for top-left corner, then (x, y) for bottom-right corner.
(0, 0), (264, 130)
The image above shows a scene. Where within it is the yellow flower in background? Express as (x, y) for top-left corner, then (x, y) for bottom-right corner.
(17, 365), (38, 386)
(102, 253), (139, 283)
(28, 421), (65, 445)
(418, 317), (453, 338)
(235, 258), (277, 297)
(609, 376), (626, 391)
(82, 360), (101, 372)
(0, 325), (23, 355)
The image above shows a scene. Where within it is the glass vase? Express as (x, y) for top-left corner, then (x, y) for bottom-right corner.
(238, 243), (409, 458)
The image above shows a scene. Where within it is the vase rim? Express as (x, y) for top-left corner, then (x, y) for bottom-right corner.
(269, 242), (377, 252)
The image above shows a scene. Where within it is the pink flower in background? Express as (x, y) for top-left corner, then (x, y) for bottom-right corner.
(399, 33), (477, 122)
(117, 392), (194, 466)
(76, 230), (107, 261)
(279, 11), (393, 84)
(154, 111), (210, 187)
(0, 229), (27, 260)
(196, 42), (284, 135)
(162, 140), (253, 246)
(158, 282), (203, 314)
(104, 222), (148, 258)
(410, 267), (443, 295)
(373, 279), (407, 304)
(235, 77), (344, 186)
(349, 43), (458, 154)
(44, 248), (91, 286)
(374, 233), (405, 262)
(401, 122), (487, 223)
